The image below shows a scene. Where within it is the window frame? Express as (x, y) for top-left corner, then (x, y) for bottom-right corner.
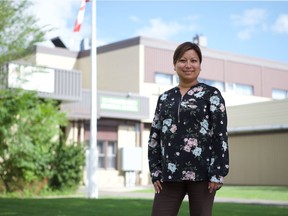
(272, 88), (288, 100)
(154, 72), (178, 86)
(97, 140), (117, 170)
(225, 82), (254, 95)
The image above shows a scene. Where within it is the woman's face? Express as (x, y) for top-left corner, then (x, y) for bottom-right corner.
(174, 49), (201, 84)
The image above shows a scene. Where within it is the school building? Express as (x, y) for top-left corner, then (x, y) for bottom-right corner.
(6, 36), (288, 187)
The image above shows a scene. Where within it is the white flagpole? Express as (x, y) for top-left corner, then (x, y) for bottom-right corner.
(87, 0), (98, 199)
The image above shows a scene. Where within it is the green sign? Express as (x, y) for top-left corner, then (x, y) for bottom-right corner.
(100, 96), (139, 112)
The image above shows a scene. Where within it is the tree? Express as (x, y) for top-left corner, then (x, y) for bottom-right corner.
(0, 0), (48, 65)
(0, 89), (85, 193)
(0, 0), (50, 193)
(0, 0), (49, 87)
(0, 1), (85, 193)
(0, 90), (67, 192)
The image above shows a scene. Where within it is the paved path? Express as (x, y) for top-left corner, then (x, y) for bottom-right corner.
(77, 186), (288, 206)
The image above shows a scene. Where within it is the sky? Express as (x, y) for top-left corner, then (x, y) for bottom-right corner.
(29, 0), (288, 63)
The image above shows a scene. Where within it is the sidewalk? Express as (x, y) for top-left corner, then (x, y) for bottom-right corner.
(77, 186), (288, 206)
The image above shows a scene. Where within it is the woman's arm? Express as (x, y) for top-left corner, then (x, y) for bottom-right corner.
(148, 96), (163, 183)
(208, 90), (229, 183)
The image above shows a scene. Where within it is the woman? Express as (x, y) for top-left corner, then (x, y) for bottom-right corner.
(148, 42), (229, 216)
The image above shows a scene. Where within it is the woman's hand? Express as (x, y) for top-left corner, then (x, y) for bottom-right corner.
(208, 182), (223, 193)
(153, 180), (163, 194)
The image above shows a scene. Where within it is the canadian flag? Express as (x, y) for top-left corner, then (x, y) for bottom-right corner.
(74, 0), (90, 32)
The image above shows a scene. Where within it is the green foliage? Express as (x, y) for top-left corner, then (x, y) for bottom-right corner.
(49, 142), (85, 191)
(0, 89), (67, 192)
(0, 0), (50, 65)
(0, 88), (86, 194)
(0, 0), (85, 195)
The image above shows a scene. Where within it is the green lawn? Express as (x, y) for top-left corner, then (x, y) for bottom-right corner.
(216, 186), (288, 201)
(136, 185), (288, 201)
(1, 186), (288, 216)
(0, 198), (288, 216)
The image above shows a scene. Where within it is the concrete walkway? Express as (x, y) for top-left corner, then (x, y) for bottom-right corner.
(77, 186), (288, 206)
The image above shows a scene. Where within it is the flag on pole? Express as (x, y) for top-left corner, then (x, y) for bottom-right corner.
(74, 0), (89, 32)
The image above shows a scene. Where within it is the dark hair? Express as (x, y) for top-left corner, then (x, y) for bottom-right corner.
(173, 42), (202, 65)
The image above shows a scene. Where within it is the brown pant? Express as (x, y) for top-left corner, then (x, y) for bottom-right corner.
(151, 181), (215, 216)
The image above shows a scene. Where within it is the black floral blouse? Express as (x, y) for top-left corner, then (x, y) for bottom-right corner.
(148, 83), (229, 184)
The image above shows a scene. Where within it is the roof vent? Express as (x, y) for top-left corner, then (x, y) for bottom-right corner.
(80, 38), (91, 51)
(193, 34), (207, 47)
(51, 37), (67, 48)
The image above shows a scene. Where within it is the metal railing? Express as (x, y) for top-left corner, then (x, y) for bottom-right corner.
(1, 63), (82, 102)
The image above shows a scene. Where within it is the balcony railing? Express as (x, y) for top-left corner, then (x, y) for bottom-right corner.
(1, 63), (82, 102)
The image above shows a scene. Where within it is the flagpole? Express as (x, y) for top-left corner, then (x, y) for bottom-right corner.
(88, 0), (98, 199)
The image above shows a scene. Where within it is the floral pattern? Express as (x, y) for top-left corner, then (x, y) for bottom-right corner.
(148, 83), (229, 184)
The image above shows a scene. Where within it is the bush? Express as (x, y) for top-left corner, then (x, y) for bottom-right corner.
(49, 143), (85, 191)
(0, 90), (67, 193)
(0, 89), (85, 194)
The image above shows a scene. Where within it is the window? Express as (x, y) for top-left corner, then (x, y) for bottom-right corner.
(272, 89), (288, 99)
(107, 141), (116, 168)
(198, 78), (224, 92)
(98, 141), (105, 168)
(226, 83), (253, 95)
(97, 140), (117, 169)
(155, 72), (178, 86)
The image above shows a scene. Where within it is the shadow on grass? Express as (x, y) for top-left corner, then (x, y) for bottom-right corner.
(0, 198), (287, 216)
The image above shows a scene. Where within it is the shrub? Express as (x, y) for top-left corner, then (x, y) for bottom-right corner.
(49, 142), (85, 191)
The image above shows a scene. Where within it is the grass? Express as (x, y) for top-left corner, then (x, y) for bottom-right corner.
(0, 186), (288, 216)
(216, 186), (288, 201)
(136, 185), (288, 201)
(0, 198), (288, 216)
